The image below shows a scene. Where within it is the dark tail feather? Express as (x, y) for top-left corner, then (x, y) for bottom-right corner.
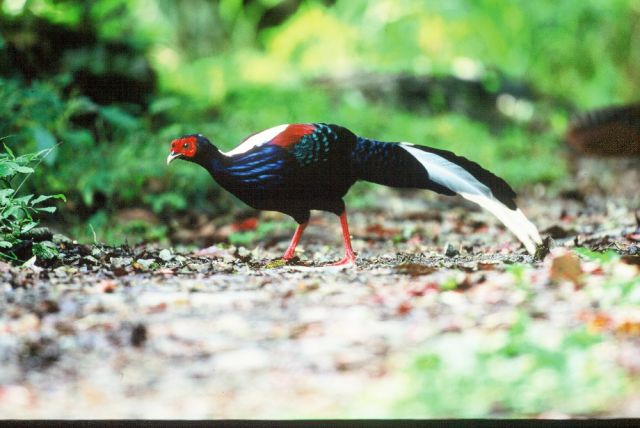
(352, 137), (456, 195)
(352, 137), (517, 207)
(352, 137), (541, 254)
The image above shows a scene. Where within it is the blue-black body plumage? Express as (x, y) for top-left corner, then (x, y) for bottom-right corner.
(167, 122), (541, 260)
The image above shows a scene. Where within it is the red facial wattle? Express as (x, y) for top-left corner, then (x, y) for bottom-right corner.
(167, 136), (197, 164)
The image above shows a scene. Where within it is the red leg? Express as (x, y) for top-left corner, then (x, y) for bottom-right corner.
(282, 222), (308, 260)
(329, 211), (356, 266)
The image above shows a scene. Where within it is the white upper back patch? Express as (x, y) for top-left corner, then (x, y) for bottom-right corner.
(223, 124), (289, 156)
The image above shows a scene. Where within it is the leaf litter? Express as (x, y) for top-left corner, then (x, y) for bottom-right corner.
(0, 191), (638, 418)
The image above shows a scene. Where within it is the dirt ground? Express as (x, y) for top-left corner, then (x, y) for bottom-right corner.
(0, 184), (639, 418)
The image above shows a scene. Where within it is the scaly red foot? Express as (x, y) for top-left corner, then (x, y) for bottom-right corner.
(328, 249), (356, 267)
(328, 257), (356, 266)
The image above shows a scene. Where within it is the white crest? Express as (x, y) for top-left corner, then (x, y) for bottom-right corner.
(223, 124), (289, 156)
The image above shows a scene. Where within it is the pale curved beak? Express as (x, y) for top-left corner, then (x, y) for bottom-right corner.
(166, 151), (182, 165)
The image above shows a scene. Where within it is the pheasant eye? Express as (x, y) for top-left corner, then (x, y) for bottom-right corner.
(183, 143), (189, 149)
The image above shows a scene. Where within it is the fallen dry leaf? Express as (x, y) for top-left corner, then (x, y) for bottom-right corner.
(477, 261), (499, 271)
(395, 263), (437, 277)
(407, 282), (439, 297)
(231, 217), (258, 232)
(146, 302), (168, 314)
(585, 313), (613, 333)
(365, 224), (401, 238)
(396, 301), (413, 315)
(549, 250), (583, 286)
(616, 320), (640, 336)
(456, 275), (474, 291)
(97, 280), (117, 293)
(117, 208), (159, 224)
(621, 255), (640, 266)
(625, 233), (640, 242)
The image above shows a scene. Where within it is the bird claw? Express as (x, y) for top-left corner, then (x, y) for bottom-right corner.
(281, 255), (299, 264)
(327, 255), (356, 267)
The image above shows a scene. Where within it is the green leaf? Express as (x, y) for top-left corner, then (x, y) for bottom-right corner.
(14, 165), (34, 174)
(20, 221), (38, 234)
(563, 329), (602, 349)
(13, 194), (34, 205)
(21, 256), (37, 268)
(149, 96), (180, 114)
(32, 126), (58, 165)
(33, 241), (59, 260)
(574, 247), (620, 264)
(3, 143), (15, 159)
(63, 129), (94, 146)
(31, 194), (53, 205)
(31, 193), (66, 206)
(0, 240), (13, 248)
(1, 205), (22, 219)
(0, 161), (18, 178)
(100, 106), (139, 130)
(0, 188), (14, 198)
(36, 206), (57, 213)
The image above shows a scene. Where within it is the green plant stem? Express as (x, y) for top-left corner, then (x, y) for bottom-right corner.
(0, 142), (62, 217)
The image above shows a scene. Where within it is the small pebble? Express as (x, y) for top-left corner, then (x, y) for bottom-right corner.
(444, 243), (459, 258)
(158, 249), (173, 261)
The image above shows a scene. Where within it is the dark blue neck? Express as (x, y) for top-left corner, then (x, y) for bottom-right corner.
(197, 148), (241, 189)
(205, 156), (228, 180)
(190, 143), (225, 176)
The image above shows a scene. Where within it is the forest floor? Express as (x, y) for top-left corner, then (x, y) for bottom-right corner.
(1, 186), (639, 418)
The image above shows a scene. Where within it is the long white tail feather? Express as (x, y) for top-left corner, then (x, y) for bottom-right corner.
(460, 193), (541, 254)
(400, 143), (542, 254)
(401, 144), (494, 197)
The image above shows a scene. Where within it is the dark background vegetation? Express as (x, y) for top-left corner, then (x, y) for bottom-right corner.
(0, 0), (637, 246)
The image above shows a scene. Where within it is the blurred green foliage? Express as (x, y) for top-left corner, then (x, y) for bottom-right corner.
(0, 0), (638, 243)
(386, 252), (640, 418)
(395, 319), (630, 417)
(227, 219), (289, 247)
